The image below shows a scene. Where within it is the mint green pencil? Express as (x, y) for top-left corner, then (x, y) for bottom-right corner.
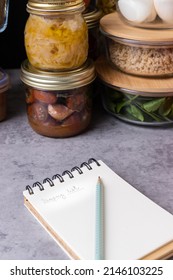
(95, 176), (104, 260)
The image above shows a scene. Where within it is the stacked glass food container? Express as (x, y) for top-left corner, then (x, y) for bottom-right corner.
(20, 0), (96, 137)
(96, 0), (173, 126)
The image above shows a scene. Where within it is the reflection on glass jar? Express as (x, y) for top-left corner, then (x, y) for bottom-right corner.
(24, 0), (88, 71)
(0, 69), (9, 121)
(21, 59), (96, 137)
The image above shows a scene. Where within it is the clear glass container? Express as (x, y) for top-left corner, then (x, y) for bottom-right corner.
(102, 87), (173, 126)
(100, 12), (173, 77)
(20, 59), (96, 138)
(117, 0), (173, 29)
(0, 0), (9, 32)
(0, 68), (9, 121)
(83, 7), (103, 60)
(95, 56), (173, 126)
(24, 0), (88, 71)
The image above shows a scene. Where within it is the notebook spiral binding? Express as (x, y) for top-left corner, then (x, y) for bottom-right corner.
(26, 158), (101, 195)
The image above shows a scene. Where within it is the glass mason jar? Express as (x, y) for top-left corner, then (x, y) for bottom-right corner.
(83, 7), (103, 60)
(117, 0), (173, 29)
(24, 0), (88, 71)
(20, 59), (96, 137)
(100, 12), (173, 78)
(97, 0), (117, 15)
(0, 68), (9, 121)
(96, 57), (173, 126)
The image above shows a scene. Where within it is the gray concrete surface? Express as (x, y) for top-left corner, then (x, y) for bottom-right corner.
(0, 70), (173, 260)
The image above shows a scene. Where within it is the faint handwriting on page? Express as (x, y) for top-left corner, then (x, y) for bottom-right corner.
(41, 186), (84, 204)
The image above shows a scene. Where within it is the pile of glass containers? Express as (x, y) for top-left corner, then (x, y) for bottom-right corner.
(21, 0), (98, 137)
(96, 9), (173, 126)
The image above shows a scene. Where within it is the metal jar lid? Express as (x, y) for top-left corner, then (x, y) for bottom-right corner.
(21, 59), (96, 90)
(83, 7), (103, 29)
(27, 0), (85, 14)
(0, 68), (9, 93)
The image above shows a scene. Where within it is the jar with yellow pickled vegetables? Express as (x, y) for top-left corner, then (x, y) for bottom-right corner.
(24, 0), (88, 71)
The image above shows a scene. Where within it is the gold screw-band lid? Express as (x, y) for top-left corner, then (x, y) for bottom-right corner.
(21, 59), (96, 90)
(83, 7), (103, 28)
(27, 0), (85, 13)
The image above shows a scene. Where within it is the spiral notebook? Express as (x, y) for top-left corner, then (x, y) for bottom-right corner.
(23, 158), (173, 260)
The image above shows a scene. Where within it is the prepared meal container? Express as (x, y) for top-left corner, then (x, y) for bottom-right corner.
(117, 0), (173, 29)
(95, 57), (173, 126)
(83, 7), (103, 60)
(100, 12), (173, 77)
(20, 59), (96, 138)
(24, 0), (88, 71)
(0, 69), (9, 122)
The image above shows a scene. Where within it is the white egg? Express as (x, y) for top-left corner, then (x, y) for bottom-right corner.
(146, 3), (157, 22)
(118, 0), (155, 23)
(154, 0), (173, 22)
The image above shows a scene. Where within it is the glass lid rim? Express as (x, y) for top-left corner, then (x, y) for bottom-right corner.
(99, 78), (173, 97)
(99, 28), (173, 46)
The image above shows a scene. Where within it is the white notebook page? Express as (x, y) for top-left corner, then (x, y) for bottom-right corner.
(23, 160), (173, 260)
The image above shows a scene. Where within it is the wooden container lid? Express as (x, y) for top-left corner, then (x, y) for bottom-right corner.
(100, 12), (173, 44)
(95, 57), (173, 97)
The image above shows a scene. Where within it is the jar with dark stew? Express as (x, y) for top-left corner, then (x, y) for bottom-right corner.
(21, 59), (96, 137)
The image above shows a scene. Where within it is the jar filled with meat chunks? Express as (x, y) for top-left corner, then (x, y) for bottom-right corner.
(20, 59), (96, 137)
